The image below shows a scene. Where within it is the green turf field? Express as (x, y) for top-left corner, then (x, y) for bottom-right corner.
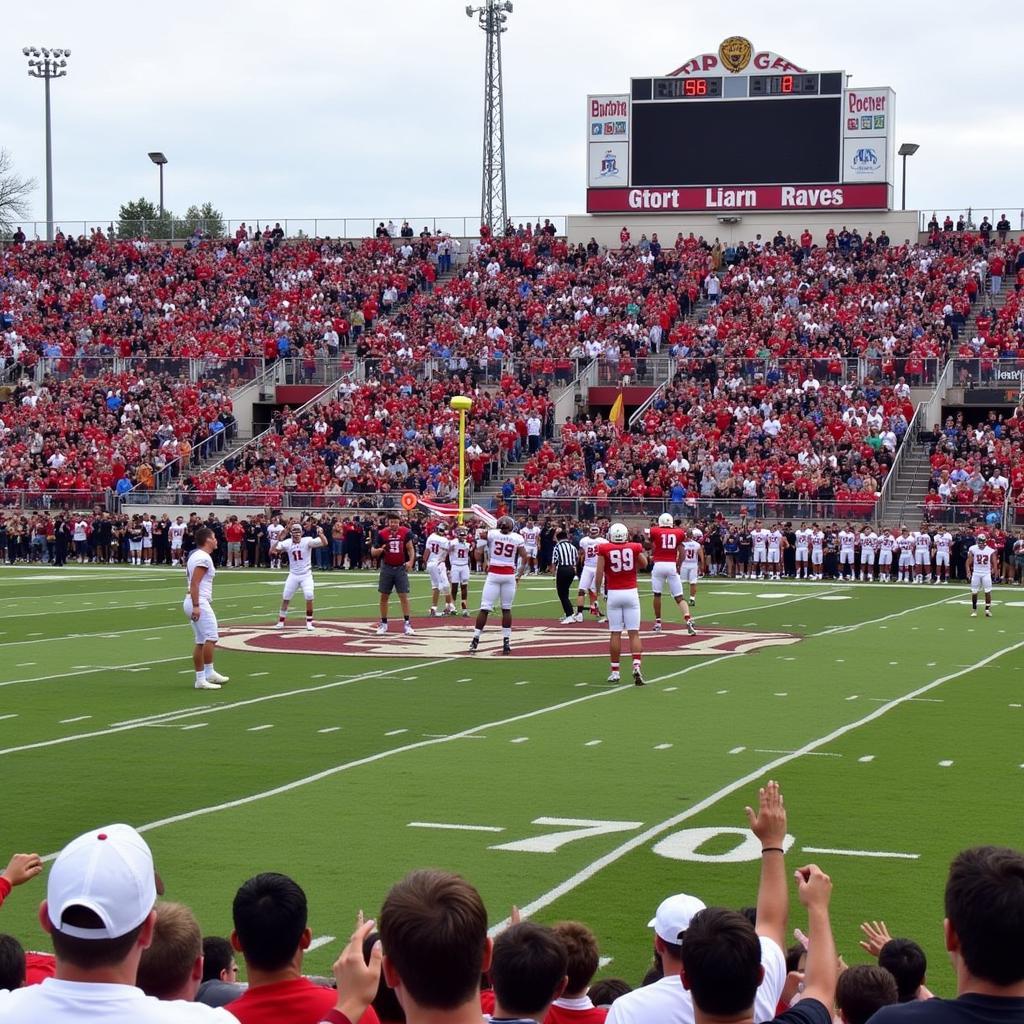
(1, 564), (1022, 991)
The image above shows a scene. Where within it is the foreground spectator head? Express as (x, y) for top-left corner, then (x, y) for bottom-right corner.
(231, 872), (310, 974)
(679, 908), (763, 1016)
(944, 845), (1024, 988)
(551, 920), (600, 997)
(363, 930), (404, 1023)
(649, 892), (707, 964)
(201, 936), (237, 984)
(136, 901), (203, 1001)
(878, 938), (927, 1002)
(379, 869), (490, 1013)
(837, 964), (897, 1024)
(490, 922), (567, 1021)
(588, 976), (631, 1007)
(0, 934), (26, 990)
(42, 822), (158, 972)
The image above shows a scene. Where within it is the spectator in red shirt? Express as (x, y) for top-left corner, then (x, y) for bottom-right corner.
(546, 922), (608, 1024)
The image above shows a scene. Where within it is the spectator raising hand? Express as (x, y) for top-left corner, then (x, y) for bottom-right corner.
(0, 852), (43, 907)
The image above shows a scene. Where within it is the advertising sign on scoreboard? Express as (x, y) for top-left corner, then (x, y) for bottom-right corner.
(584, 38), (894, 213)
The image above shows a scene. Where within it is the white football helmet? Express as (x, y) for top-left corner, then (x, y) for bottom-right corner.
(436, 522), (447, 534)
(658, 513), (674, 528)
(609, 522), (629, 543)
(691, 528), (703, 540)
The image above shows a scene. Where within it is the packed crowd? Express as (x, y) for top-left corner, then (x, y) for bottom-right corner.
(2, 784), (1022, 1024)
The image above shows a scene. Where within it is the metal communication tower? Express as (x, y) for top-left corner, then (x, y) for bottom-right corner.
(466, 1), (513, 233)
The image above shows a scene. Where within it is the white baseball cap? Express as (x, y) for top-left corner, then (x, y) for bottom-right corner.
(648, 892), (707, 943)
(47, 823), (158, 939)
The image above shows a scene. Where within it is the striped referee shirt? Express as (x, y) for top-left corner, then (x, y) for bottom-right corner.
(553, 539), (578, 568)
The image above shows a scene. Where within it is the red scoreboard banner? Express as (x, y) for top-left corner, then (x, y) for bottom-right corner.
(586, 183), (890, 213)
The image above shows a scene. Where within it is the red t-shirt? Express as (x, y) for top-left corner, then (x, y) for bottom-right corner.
(378, 526), (411, 566)
(649, 526), (685, 563)
(225, 522), (245, 542)
(597, 541), (643, 590)
(227, 977), (379, 1024)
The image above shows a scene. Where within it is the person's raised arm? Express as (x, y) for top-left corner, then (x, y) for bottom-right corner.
(794, 865), (837, 1008)
(0, 852), (43, 908)
(323, 915), (381, 1024)
(858, 920), (892, 957)
(746, 779), (788, 951)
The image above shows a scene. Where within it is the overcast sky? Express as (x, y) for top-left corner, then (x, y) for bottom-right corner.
(3, 0), (1022, 230)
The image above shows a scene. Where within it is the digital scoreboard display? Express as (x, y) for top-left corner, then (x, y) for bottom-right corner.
(631, 97), (843, 187)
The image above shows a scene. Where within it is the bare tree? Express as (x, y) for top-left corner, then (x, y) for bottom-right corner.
(0, 150), (37, 235)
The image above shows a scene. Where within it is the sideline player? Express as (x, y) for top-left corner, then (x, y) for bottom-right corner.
(837, 522), (857, 581)
(271, 521), (328, 631)
(520, 517), (541, 576)
(967, 531), (996, 617)
(877, 527), (895, 581)
(469, 515), (524, 656)
(794, 521), (811, 579)
(810, 522), (825, 580)
(141, 514), (154, 566)
(896, 526), (915, 582)
(372, 512), (416, 635)
(576, 523), (605, 622)
(183, 526), (229, 690)
(933, 525), (953, 583)
(750, 520), (769, 580)
(448, 525), (473, 617)
(169, 515), (186, 566)
(859, 525), (878, 582)
(766, 522), (786, 580)
(595, 522), (649, 685)
(914, 524), (933, 583)
(649, 513), (696, 635)
(425, 521), (455, 616)
(266, 515), (286, 569)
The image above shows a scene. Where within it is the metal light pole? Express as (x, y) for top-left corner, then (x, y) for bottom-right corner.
(898, 142), (919, 212)
(148, 152), (168, 217)
(23, 46), (70, 242)
(466, 1), (513, 234)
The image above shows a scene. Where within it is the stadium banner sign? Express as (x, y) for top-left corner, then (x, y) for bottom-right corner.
(843, 88), (894, 137)
(666, 37), (805, 77)
(841, 139), (888, 183)
(587, 94), (629, 140)
(588, 141), (629, 187)
(586, 183), (890, 213)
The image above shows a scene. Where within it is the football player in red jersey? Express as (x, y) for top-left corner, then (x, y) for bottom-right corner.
(371, 512), (416, 635)
(594, 522), (649, 686)
(648, 513), (697, 635)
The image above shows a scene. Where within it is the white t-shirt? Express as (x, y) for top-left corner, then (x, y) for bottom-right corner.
(0, 977), (234, 1022)
(751, 528), (770, 549)
(73, 520), (89, 542)
(278, 536), (321, 577)
(606, 937), (785, 1024)
(169, 523), (186, 546)
(186, 549), (216, 603)
(425, 532), (451, 566)
(267, 523), (285, 547)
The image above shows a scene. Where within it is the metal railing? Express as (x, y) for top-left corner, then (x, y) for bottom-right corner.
(28, 355), (267, 386)
(554, 360), (597, 439)
(667, 356), (943, 388)
(628, 379), (669, 429)
(951, 359), (1024, 388)
(4, 215), (569, 244)
(0, 489), (115, 512)
(914, 502), (1007, 527)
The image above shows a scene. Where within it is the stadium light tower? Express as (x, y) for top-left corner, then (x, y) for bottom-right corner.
(466, 0), (513, 234)
(148, 152), (168, 218)
(23, 46), (70, 242)
(898, 142), (919, 211)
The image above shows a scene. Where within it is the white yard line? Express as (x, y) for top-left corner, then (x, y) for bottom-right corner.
(812, 594), (958, 636)
(487, 639), (1024, 932)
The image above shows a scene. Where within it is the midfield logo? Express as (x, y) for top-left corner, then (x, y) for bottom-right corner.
(218, 619), (801, 659)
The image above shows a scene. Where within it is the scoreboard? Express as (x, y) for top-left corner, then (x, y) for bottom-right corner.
(587, 37), (894, 214)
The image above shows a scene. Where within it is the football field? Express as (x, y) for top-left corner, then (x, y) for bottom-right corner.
(2, 564), (1022, 991)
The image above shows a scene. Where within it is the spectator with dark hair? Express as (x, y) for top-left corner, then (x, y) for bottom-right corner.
(679, 863), (837, 1024)
(836, 966), (898, 1024)
(859, 923), (930, 1004)
(375, 868), (490, 1022)
(0, 936), (25, 992)
(490, 922), (567, 1023)
(197, 937), (245, 1008)
(0, 822), (232, 1021)
(136, 901), (204, 1002)
(361, 931), (403, 1024)
(546, 921), (607, 1023)
(869, 846), (1024, 1024)
(607, 781), (790, 1024)
(587, 979), (632, 1009)
(226, 872), (378, 1024)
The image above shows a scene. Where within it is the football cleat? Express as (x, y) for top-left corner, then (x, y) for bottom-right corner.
(205, 671), (229, 684)
(194, 680), (222, 690)
(273, 621), (284, 629)
(376, 623), (388, 635)
(687, 619), (697, 636)
(970, 610), (977, 618)
(404, 621), (415, 635)
(502, 640), (512, 655)
(306, 622), (315, 632)
(652, 622), (662, 632)
(688, 597), (696, 607)
(560, 615), (575, 624)
(461, 609), (470, 617)
(632, 668), (645, 687)
(574, 612), (584, 622)
(607, 671), (621, 682)
(469, 637), (480, 653)
(984, 608), (992, 617)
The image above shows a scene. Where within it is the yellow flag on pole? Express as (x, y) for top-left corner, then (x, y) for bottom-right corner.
(609, 389), (625, 433)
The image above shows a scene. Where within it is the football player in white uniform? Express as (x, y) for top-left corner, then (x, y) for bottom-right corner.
(266, 516), (286, 569)
(183, 526), (229, 690)
(810, 523), (825, 580)
(469, 516), (525, 656)
(576, 523), (605, 622)
(967, 532), (996, 617)
(750, 520), (770, 580)
(837, 523), (857, 581)
(877, 528), (896, 581)
(859, 528), (878, 582)
(914, 524), (933, 583)
(896, 526), (916, 583)
(448, 525), (473, 617)
(169, 515), (187, 566)
(933, 528), (953, 583)
(520, 518), (541, 576)
(271, 521), (328, 631)
(425, 522), (455, 616)
(794, 522), (811, 579)
(766, 523), (786, 580)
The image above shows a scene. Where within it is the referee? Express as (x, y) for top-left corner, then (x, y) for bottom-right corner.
(551, 529), (579, 622)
